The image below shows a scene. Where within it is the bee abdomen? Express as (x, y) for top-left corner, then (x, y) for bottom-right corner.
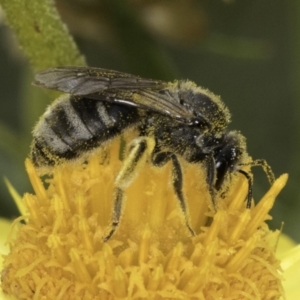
(31, 94), (139, 167)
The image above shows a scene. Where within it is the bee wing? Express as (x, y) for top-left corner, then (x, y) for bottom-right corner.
(123, 89), (195, 121)
(34, 66), (195, 122)
(33, 66), (166, 94)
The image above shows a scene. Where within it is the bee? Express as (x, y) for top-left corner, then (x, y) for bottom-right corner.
(32, 66), (275, 240)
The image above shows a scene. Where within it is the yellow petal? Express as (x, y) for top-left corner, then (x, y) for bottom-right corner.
(280, 244), (300, 299)
(0, 218), (16, 300)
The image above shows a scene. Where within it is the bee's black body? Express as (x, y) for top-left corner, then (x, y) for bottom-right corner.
(32, 66), (274, 240)
(32, 97), (139, 165)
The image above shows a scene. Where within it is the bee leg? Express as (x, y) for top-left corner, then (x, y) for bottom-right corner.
(103, 137), (155, 242)
(238, 170), (253, 208)
(250, 159), (275, 184)
(238, 159), (275, 208)
(205, 154), (217, 209)
(103, 187), (123, 242)
(152, 152), (196, 237)
(239, 159), (275, 185)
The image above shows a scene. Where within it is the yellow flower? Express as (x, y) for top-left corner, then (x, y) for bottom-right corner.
(277, 235), (300, 299)
(0, 218), (12, 300)
(1, 131), (289, 299)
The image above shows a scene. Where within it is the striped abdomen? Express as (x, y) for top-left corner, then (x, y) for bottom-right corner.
(31, 94), (139, 167)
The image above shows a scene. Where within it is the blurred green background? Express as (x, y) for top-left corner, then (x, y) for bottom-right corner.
(0, 0), (299, 241)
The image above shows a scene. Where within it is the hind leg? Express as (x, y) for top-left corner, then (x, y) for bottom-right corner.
(103, 137), (155, 241)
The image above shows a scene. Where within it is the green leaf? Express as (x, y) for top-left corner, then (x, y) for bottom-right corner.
(0, 0), (86, 71)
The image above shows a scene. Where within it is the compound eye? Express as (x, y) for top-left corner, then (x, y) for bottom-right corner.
(215, 159), (228, 190)
(230, 148), (237, 160)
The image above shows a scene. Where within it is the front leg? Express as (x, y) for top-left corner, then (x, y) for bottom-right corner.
(103, 137), (155, 241)
(205, 154), (217, 209)
(152, 151), (196, 237)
